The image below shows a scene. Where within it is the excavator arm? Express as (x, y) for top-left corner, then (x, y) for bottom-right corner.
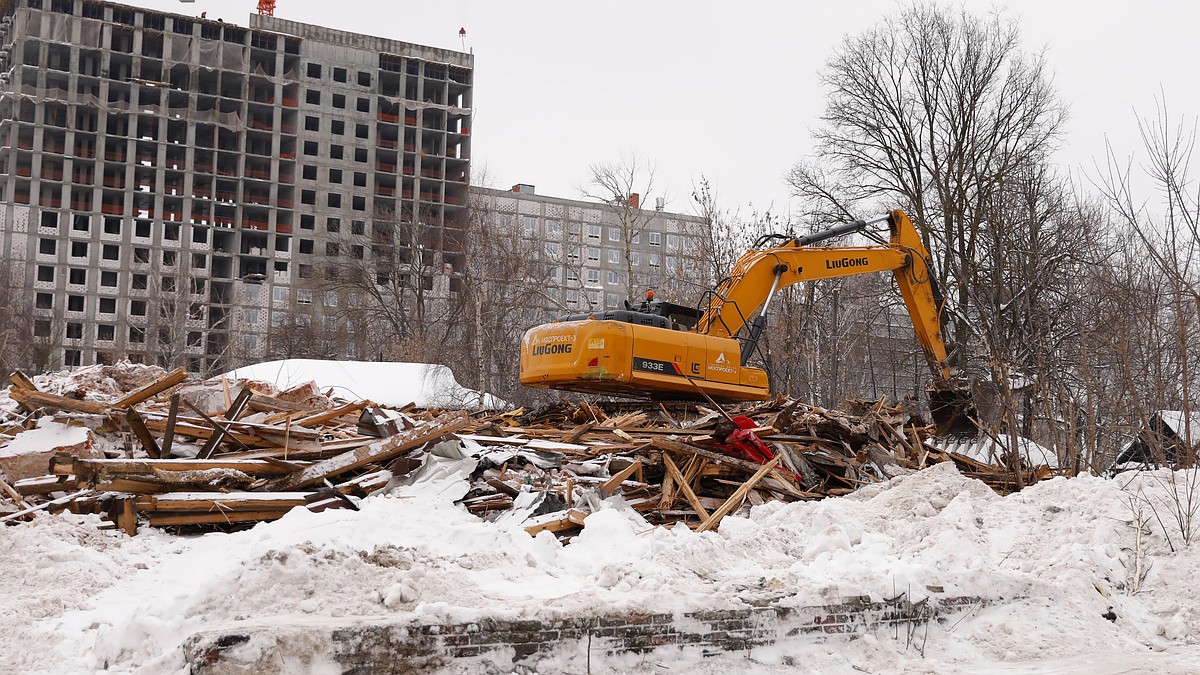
(697, 210), (952, 384)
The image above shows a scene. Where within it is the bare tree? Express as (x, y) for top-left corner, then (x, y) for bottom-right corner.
(1093, 100), (1200, 467)
(457, 187), (562, 404)
(0, 258), (34, 381)
(307, 204), (462, 364)
(788, 2), (1067, 366)
(142, 261), (229, 373)
(581, 152), (664, 296)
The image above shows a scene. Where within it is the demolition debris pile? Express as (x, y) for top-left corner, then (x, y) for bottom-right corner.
(0, 362), (1051, 536)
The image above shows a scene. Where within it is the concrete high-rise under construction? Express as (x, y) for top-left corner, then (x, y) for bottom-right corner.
(0, 0), (473, 372)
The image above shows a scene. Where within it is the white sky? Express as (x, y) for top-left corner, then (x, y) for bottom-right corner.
(125, 1), (1198, 219)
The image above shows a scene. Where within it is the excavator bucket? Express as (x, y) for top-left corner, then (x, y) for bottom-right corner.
(927, 386), (980, 437)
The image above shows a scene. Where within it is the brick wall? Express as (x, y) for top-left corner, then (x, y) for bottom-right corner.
(187, 594), (988, 673)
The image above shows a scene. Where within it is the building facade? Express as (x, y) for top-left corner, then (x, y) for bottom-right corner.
(472, 185), (712, 317)
(0, 0), (472, 372)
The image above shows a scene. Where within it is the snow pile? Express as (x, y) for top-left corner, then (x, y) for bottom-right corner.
(0, 418), (92, 459)
(225, 359), (504, 409)
(5, 464), (1200, 673)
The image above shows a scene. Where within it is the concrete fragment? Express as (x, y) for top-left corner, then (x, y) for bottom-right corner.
(0, 420), (101, 482)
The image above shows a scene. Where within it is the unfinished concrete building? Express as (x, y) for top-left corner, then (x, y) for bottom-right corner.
(0, 0), (472, 372)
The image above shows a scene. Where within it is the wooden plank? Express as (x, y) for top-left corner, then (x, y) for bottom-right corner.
(12, 474), (76, 496)
(141, 419), (273, 448)
(142, 414), (322, 441)
(116, 496), (138, 536)
(160, 394), (180, 457)
(662, 453), (709, 521)
(197, 388), (254, 457)
(59, 457), (300, 478)
(266, 412), (469, 491)
(658, 458), (677, 509)
(138, 491), (310, 511)
(146, 510), (289, 526)
(0, 489), (92, 523)
(696, 455), (781, 533)
(524, 509), (589, 535)
(8, 388), (109, 414)
(95, 477), (181, 494)
(223, 385), (255, 421)
(0, 474), (29, 508)
(652, 436), (803, 496)
(8, 370), (37, 391)
(125, 406), (161, 459)
(185, 399), (254, 458)
(112, 367), (188, 408)
(485, 476), (521, 498)
(293, 401), (370, 428)
(562, 422), (594, 444)
(599, 459), (642, 497)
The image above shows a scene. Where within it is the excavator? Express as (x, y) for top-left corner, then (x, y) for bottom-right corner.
(519, 209), (977, 435)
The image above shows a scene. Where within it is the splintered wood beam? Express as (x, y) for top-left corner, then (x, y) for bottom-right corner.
(7, 370), (37, 391)
(113, 496), (138, 536)
(0, 489), (92, 523)
(160, 394), (180, 457)
(662, 453), (709, 521)
(658, 460), (677, 509)
(485, 476), (521, 498)
(599, 459), (642, 497)
(266, 412), (469, 491)
(8, 388), (109, 414)
(185, 399), (255, 459)
(12, 475), (76, 496)
(125, 406), (161, 459)
(651, 436), (804, 498)
(524, 509), (589, 535)
(112, 367), (188, 408)
(223, 385), (255, 422)
(562, 422), (594, 444)
(696, 454), (781, 533)
(0, 475), (29, 508)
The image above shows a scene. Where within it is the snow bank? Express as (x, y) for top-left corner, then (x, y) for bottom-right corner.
(6, 464), (1200, 673)
(224, 359), (503, 409)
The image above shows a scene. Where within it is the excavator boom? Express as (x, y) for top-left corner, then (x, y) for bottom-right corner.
(519, 210), (975, 433)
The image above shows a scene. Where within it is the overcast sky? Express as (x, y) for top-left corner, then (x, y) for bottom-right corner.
(129, 0), (1198, 221)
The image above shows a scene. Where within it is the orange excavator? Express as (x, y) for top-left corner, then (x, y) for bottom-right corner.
(519, 209), (977, 434)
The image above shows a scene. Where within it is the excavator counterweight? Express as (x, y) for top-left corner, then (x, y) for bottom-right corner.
(519, 210), (978, 435)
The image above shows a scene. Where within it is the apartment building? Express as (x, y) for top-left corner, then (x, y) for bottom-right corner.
(472, 184), (712, 317)
(0, 0), (472, 372)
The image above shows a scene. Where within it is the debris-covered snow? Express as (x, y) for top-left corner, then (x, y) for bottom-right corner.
(225, 359), (503, 409)
(5, 462), (1200, 673)
(0, 418), (91, 459)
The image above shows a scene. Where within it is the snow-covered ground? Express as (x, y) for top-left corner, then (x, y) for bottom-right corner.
(4, 461), (1200, 673)
(224, 359), (503, 409)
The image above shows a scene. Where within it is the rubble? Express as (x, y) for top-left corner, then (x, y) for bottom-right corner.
(0, 364), (1056, 537)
